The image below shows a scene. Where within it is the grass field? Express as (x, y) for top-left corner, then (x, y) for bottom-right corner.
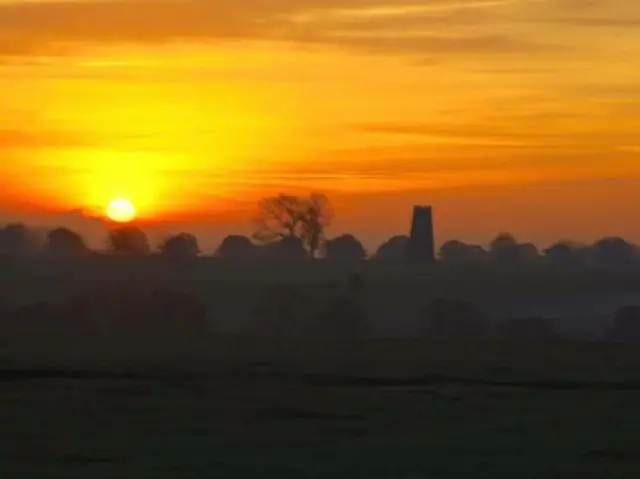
(1, 340), (640, 478)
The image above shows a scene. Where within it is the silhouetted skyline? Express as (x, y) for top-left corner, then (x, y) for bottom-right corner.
(0, 196), (638, 271)
(1, 1), (640, 246)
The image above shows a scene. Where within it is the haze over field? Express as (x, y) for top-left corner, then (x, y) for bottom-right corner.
(1, 0), (639, 249)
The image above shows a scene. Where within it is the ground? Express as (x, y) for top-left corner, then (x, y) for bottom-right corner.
(1, 340), (640, 478)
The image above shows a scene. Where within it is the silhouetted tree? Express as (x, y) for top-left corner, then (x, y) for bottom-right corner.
(439, 240), (489, 264)
(158, 233), (199, 258)
(325, 234), (366, 260)
(592, 237), (637, 268)
(490, 232), (520, 265)
(489, 233), (539, 265)
(0, 223), (37, 255)
(303, 193), (334, 257)
(215, 235), (256, 258)
(519, 243), (540, 262)
(373, 235), (408, 260)
(544, 241), (584, 268)
(107, 226), (150, 255)
(43, 227), (88, 256)
(253, 193), (333, 257)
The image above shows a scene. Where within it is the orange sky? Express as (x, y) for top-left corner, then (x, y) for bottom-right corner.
(1, 0), (640, 251)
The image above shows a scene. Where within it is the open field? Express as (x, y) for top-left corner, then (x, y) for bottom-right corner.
(1, 260), (640, 476)
(1, 340), (640, 478)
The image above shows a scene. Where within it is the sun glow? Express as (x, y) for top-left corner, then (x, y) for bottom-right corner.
(106, 198), (136, 223)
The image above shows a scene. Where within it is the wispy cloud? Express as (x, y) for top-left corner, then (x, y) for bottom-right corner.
(0, 0), (567, 57)
(0, 127), (83, 149)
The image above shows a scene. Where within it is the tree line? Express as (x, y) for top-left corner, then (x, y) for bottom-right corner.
(1, 193), (639, 268)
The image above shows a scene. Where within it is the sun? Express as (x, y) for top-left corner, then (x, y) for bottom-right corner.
(106, 198), (136, 223)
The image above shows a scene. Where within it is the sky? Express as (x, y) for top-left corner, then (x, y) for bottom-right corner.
(1, 0), (639, 251)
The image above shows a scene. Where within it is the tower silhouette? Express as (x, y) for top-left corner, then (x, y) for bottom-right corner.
(406, 205), (435, 263)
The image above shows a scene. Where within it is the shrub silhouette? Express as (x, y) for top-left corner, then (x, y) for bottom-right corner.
(420, 298), (489, 340)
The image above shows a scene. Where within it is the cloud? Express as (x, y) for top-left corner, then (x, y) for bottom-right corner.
(529, 0), (640, 27)
(313, 32), (548, 55)
(559, 17), (640, 28)
(0, 0), (554, 57)
(354, 121), (579, 144)
(0, 128), (85, 149)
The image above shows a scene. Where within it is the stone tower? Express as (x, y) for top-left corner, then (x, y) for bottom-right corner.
(406, 205), (435, 263)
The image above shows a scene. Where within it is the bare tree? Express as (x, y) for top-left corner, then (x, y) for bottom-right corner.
(253, 193), (333, 257)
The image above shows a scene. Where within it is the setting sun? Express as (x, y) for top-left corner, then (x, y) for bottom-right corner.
(106, 198), (136, 223)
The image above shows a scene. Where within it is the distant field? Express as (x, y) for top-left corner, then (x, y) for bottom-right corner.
(1, 340), (640, 478)
(2, 258), (640, 337)
(4, 257), (640, 294)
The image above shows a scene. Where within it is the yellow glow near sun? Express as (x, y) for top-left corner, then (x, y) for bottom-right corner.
(106, 198), (136, 223)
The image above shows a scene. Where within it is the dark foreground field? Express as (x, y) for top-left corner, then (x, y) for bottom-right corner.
(1, 340), (640, 478)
